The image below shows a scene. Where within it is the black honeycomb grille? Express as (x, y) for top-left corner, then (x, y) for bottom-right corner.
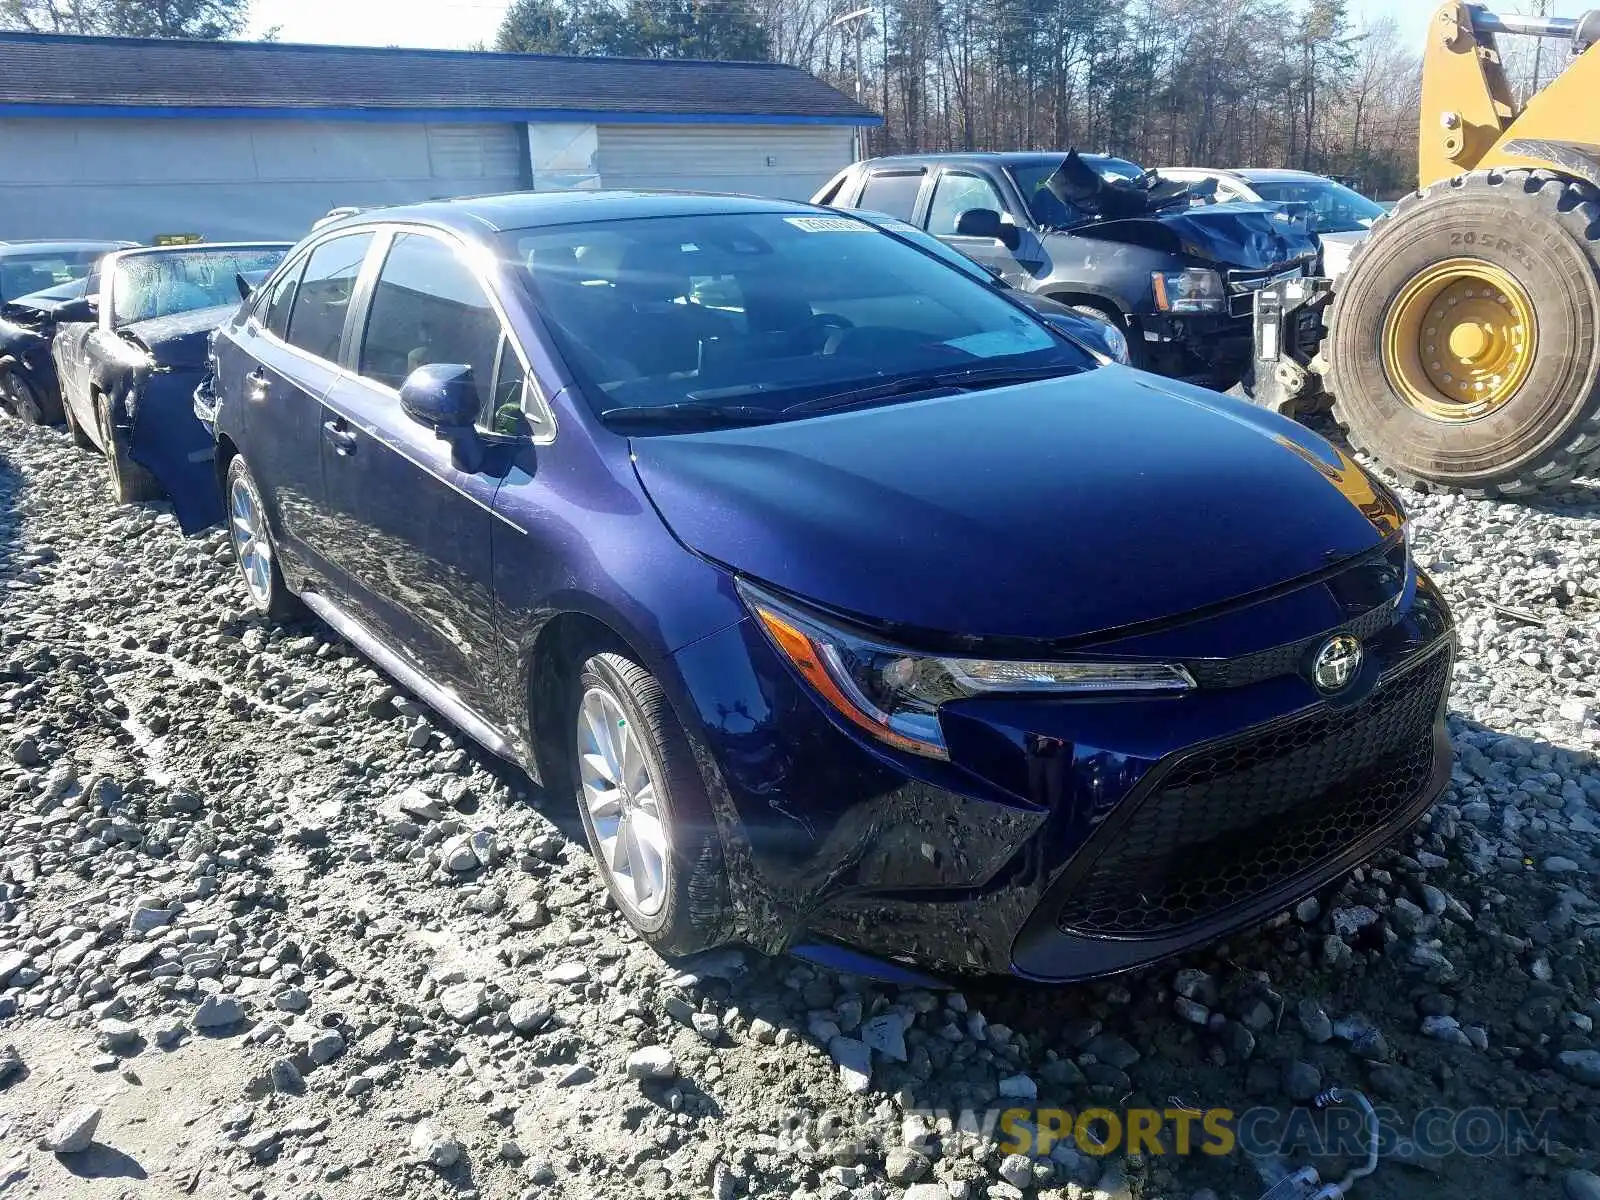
(1057, 648), (1450, 937)
(1185, 599), (1399, 690)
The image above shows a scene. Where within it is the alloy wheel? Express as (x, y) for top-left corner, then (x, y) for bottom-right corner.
(229, 474), (274, 608)
(577, 685), (671, 919)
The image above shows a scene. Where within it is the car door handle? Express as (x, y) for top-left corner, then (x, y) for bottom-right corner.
(246, 368), (270, 402)
(322, 419), (358, 456)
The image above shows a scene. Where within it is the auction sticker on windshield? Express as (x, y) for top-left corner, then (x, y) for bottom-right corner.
(785, 217), (873, 233)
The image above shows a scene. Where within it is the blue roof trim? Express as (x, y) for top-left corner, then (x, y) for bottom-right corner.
(0, 103), (882, 127)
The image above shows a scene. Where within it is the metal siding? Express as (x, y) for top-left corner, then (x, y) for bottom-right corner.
(597, 124), (853, 200)
(0, 116), (524, 241)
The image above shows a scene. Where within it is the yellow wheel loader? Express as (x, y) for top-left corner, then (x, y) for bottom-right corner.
(1250, 2), (1600, 496)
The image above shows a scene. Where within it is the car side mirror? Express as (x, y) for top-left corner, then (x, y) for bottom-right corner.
(399, 363), (478, 430)
(955, 208), (1020, 250)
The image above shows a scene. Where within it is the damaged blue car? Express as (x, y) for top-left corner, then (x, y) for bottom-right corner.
(51, 243), (289, 531)
(0, 241), (136, 424)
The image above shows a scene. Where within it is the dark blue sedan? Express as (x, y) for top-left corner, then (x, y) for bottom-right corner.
(201, 192), (1454, 983)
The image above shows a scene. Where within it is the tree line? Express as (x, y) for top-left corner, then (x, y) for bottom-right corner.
(3, 0), (1429, 197)
(1, 0), (249, 39)
(497, 0), (1426, 197)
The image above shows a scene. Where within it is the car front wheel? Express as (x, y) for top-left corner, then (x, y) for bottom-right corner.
(225, 454), (299, 621)
(63, 395), (94, 448)
(98, 392), (161, 504)
(571, 651), (730, 956)
(2, 374), (51, 425)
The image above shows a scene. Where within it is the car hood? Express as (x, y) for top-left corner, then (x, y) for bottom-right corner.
(1067, 202), (1319, 270)
(120, 303), (234, 367)
(631, 369), (1402, 642)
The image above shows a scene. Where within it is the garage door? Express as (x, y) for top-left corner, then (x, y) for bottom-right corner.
(426, 124), (524, 183)
(597, 124), (854, 200)
(0, 116), (528, 242)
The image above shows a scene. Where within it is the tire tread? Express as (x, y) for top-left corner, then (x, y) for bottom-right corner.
(1325, 168), (1600, 497)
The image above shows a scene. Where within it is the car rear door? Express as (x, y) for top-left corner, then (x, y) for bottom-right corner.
(223, 232), (375, 587)
(314, 227), (514, 722)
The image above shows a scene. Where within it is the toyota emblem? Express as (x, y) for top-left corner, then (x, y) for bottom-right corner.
(1311, 634), (1363, 694)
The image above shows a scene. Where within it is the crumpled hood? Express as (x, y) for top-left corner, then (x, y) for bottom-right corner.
(631, 369), (1401, 642)
(121, 303), (234, 368)
(1070, 202), (1319, 270)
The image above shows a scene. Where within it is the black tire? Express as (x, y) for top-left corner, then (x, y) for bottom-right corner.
(570, 650), (730, 957)
(98, 391), (162, 504)
(224, 454), (301, 622)
(63, 396), (95, 448)
(1325, 169), (1600, 496)
(2, 374), (55, 425)
(1067, 301), (1153, 371)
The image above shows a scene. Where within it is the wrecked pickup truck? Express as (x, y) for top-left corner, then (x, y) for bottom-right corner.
(814, 150), (1319, 385)
(50, 243), (290, 530)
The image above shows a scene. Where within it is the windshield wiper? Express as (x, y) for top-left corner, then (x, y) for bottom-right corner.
(599, 401), (784, 428)
(780, 362), (1082, 417)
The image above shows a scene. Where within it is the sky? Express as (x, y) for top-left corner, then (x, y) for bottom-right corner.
(243, 0), (1577, 55)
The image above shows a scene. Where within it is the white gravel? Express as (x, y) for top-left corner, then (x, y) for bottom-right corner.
(2, 412), (1599, 1200)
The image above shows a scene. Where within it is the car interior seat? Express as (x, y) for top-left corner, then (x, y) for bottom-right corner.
(612, 241), (736, 377)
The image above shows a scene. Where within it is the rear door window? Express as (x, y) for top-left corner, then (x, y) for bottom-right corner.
(357, 232), (507, 421)
(857, 170), (925, 221)
(284, 233), (374, 363)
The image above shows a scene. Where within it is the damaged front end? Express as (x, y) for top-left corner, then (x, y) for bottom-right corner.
(1043, 152), (1320, 384)
(0, 307), (62, 423)
(113, 305), (234, 533)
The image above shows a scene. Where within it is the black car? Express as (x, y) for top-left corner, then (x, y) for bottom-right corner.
(0, 241), (137, 423)
(814, 152), (1319, 384)
(50, 243), (290, 528)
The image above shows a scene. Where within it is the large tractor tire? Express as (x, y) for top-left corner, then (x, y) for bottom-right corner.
(1324, 169), (1600, 497)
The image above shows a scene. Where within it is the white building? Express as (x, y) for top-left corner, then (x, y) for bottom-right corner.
(0, 32), (879, 242)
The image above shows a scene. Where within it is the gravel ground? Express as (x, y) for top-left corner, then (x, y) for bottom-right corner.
(2, 411), (1600, 1200)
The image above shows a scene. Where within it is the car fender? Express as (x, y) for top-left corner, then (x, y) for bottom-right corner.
(1034, 232), (1173, 316)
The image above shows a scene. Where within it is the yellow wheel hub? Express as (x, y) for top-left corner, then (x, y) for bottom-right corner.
(1381, 258), (1536, 421)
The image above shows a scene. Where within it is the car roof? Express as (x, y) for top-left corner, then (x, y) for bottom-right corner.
(1225, 168), (1328, 183)
(0, 240), (136, 257)
(110, 241), (293, 256)
(104, 242), (293, 268)
(853, 152), (1121, 170)
(319, 190), (822, 236)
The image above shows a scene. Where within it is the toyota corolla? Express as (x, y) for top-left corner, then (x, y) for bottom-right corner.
(201, 192), (1453, 982)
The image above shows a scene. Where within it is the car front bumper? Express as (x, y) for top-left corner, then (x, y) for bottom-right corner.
(669, 545), (1454, 982)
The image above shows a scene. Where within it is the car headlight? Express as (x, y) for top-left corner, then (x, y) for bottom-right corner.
(739, 581), (1195, 760)
(1152, 268), (1226, 314)
(1098, 321), (1130, 365)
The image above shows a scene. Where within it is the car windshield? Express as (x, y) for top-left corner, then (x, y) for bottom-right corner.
(2, 276), (87, 314)
(1247, 179), (1385, 234)
(0, 249), (103, 304)
(505, 211), (1089, 425)
(111, 247), (289, 326)
(1006, 157), (1144, 229)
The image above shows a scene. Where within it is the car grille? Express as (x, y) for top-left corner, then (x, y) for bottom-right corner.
(1226, 262), (1311, 319)
(1185, 597), (1399, 689)
(1056, 645), (1449, 937)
